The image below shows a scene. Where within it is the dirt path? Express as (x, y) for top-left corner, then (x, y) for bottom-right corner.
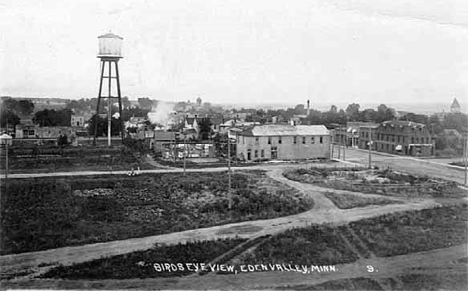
(4, 244), (466, 290)
(0, 167), (439, 278)
(343, 148), (467, 184)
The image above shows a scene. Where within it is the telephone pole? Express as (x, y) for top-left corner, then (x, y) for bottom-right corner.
(228, 135), (232, 210)
(368, 127), (372, 169)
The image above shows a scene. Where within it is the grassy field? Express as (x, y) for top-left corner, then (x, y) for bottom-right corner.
(40, 238), (246, 279)
(349, 204), (468, 257)
(323, 192), (402, 209)
(239, 225), (359, 266)
(0, 170), (313, 254)
(34, 205), (468, 281)
(284, 167), (466, 198)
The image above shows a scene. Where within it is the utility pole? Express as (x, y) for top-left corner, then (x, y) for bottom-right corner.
(464, 132), (467, 185)
(368, 127), (372, 169)
(5, 142), (8, 179)
(183, 134), (186, 176)
(343, 133), (346, 161)
(228, 135), (232, 210)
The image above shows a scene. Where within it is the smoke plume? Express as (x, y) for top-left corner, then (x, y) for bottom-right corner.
(147, 102), (176, 128)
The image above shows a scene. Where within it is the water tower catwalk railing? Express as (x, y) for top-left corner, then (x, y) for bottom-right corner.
(93, 33), (125, 146)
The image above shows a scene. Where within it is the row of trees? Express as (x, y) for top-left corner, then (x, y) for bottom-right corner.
(0, 98), (35, 127)
(244, 103), (397, 127)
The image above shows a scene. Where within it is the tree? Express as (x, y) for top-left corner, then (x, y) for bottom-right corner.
(138, 97), (153, 109)
(375, 104), (395, 123)
(17, 100), (35, 115)
(443, 113), (468, 133)
(294, 104), (306, 115)
(33, 109), (72, 126)
(359, 109), (377, 122)
(88, 114), (122, 137)
(345, 103), (360, 121)
(198, 118), (213, 140)
(0, 110), (20, 128)
(1, 98), (34, 115)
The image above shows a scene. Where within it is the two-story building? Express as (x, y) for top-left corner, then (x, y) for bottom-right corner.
(335, 122), (379, 148)
(373, 121), (434, 156)
(236, 124), (330, 161)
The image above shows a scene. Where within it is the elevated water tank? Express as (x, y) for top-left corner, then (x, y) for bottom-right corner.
(98, 33), (123, 58)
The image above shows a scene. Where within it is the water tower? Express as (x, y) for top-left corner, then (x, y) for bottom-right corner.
(93, 32), (125, 146)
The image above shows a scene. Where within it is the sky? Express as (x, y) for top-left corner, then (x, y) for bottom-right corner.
(1, 0), (468, 109)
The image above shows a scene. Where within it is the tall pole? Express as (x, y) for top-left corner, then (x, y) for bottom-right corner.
(107, 61), (112, 147)
(228, 135), (232, 210)
(343, 133), (346, 161)
(368, 127), (372, 169)
(464, 132), (467, 185)
(5, 143), (8, 179)
(330, 133), (334, 159)
(183, 134), (186, 176)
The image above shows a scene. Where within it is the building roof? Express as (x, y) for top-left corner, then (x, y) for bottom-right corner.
(238, 124), (329, 136)
(98, 33), (123, 39)
(381, 120), (425, 128)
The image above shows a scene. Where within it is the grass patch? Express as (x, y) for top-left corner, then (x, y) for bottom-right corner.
(284, 167), (466, 198)
(238, 225), (359, 266)
(40, 238), (246, 279)
(1, 171), (313, 254)
(324, 192), (402, 209)
(350, 204), (468, 257)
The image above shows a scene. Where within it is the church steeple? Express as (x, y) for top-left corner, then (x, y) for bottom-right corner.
(450, 98), (461, 113)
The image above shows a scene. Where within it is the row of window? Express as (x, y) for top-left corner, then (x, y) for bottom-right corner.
(360, 133), (431, 144)
(246, 136), (324, 144)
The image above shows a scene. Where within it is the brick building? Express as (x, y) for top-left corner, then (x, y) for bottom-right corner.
(372, 121), (434, 156)
(335, 122), (379, 148)
(236, 124), (330, 161)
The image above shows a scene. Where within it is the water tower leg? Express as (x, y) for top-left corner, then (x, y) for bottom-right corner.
(108, 60), (112, 147)
(93, 61), (105, 146)
(115, 61), (124, 143)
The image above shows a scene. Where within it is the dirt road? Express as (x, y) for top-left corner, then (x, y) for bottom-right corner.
(341, 148), (467, 184)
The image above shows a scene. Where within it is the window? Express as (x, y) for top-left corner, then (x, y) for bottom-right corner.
(254, 150), (258, 158)
(271, 147), (278, 159)
(268, 137), (271, 144)
(261, 149), (264, 158)
(319, 136), (323, 144)
(311, 137), (315, 144)
(23, 130), (28, 136)
(255, 137), (259, 143)
(278, 136), (282, 144)
(293, 136), (297, 144)
(247, 149), (251, 160)
(29, 130), (35, 136)
(302, 137), (306, 144)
